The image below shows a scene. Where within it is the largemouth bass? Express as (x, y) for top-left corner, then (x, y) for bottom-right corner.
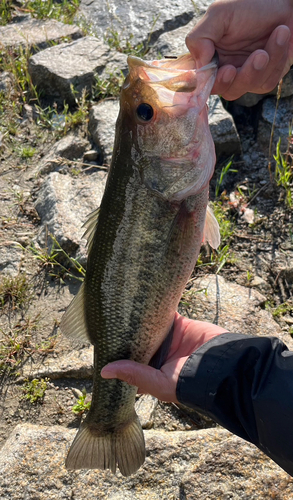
(61, 53), (220, 476)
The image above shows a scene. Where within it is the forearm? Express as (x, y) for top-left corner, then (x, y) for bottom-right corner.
(177, 333), (293, 476)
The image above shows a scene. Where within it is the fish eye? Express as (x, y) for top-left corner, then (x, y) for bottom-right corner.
(136, 103), (154, 121)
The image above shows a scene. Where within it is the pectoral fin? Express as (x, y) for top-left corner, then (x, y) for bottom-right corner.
(203, 204), (220, 249)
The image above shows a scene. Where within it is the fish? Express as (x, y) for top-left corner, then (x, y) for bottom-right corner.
(60, 52), (220, 477)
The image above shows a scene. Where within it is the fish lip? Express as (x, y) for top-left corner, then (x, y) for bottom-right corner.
(126, 52), (218, 79)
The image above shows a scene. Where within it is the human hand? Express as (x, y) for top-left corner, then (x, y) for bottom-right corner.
(101, 312), (228, 403)
(186, 0), (293, 100)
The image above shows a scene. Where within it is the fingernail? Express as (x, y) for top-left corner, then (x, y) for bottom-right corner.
(101, 368), (115, 378)
(253, 53), (268, 71)
(276, 27), (290, 46)
(222, 67), (235, 84)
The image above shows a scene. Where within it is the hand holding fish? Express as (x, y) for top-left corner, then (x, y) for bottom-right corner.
(101, 313), (228, 403)
(186, 0), (293, 100)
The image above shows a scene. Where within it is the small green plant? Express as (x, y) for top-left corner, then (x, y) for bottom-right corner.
(20, 233), (86, 282)
(0, 274), (31, 312)
(246, 269), (253, 284)
(72, 388), (91, 415)
(93, 70), (124, 100)
(0, 316), (40, 374)
(22, 377), (48, 403)
(272, 301), (293, 319)
(0, 45), (39, 104)
(20, 145), (36, 159)
(274, 137), (293, 208)
(210, 201), (235, 242)
(215, 158), (237, 198)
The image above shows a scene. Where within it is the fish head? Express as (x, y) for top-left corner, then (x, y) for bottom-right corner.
(119, 53), (217, 202)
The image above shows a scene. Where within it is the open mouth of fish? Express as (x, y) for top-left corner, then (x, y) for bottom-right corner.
(123, 53), (218, 201)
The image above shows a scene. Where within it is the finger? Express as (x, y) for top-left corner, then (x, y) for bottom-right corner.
(101, 360), (178, 402)
(211, 65), (237, 96)
(259, 25), (291, 92)
(220, 50), (269, 100)
(186, 4), (226, 67)
(220, 25), (291, 101)
(186, 36), (216, 68)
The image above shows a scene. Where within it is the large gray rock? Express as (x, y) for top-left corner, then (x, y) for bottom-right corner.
(208, 95), (241, 157)
(257, 95), (293, 152)
(1, 424), (292, 499)
(0, 244), (25, 276)
(28, 36), (127, 105)
(148, 20), (197, 58)
(37, 133), (91, 176)
(77, 0), (213, 45)
(34, 171), (107, 266)
(0, 15), (82, 49)
(89, 100), (120, 164)
(20, 346), (93, 381)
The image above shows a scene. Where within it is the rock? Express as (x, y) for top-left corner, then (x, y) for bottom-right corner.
(83, 150), (99, 162)
(208, 95), (241, 158)
(28, 36), (127, 105)
(20, 346), (93, 381)
(250, 276), (266, 288)
(77, 0), (212, 45)
(0, 15), (82, 50)
(0, 244), (25, 276)
(1, 424), (292, 499)
(34, 171), (107, 266)
(135, 395), (158, 429)
(88, 100), (119, 164)
(234, 67), (293, 107)
(179, 274), (293, 349)
(148, 20), (197, 58)
(257, 95), (293, 152)
(0, 71), (14, 94)
(37, 133), (91, 175)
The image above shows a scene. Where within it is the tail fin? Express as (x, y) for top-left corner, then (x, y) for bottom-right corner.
(65, 413), (145, 477)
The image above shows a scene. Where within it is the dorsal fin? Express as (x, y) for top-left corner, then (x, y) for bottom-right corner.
(82, 207), (100, 253)
(60, 283), (90, 343)
(203, 204), (220, 249)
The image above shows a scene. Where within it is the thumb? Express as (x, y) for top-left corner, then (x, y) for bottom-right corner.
(101, 360), (177, 402)
(185, 36), (216, 68)
(186, 5), (226, 67)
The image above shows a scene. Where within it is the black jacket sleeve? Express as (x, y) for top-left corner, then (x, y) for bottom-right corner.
(176, 333), (293, 476)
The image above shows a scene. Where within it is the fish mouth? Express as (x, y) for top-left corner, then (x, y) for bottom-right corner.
(125, 53), (218, 118)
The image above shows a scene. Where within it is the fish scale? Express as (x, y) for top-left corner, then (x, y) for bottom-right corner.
(60, 53), (220, 476)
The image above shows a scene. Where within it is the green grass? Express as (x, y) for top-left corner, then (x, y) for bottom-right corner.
(0, 0), (80, 26)
(274, 137), (293, 208)
(272, 301), (293, 319)
(93, 70), (124, 100)
(0, 274), (32, 312)
(20, 233), (86, 282)
(0, 315), (39, 374)
(215, 157), (237, 199)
